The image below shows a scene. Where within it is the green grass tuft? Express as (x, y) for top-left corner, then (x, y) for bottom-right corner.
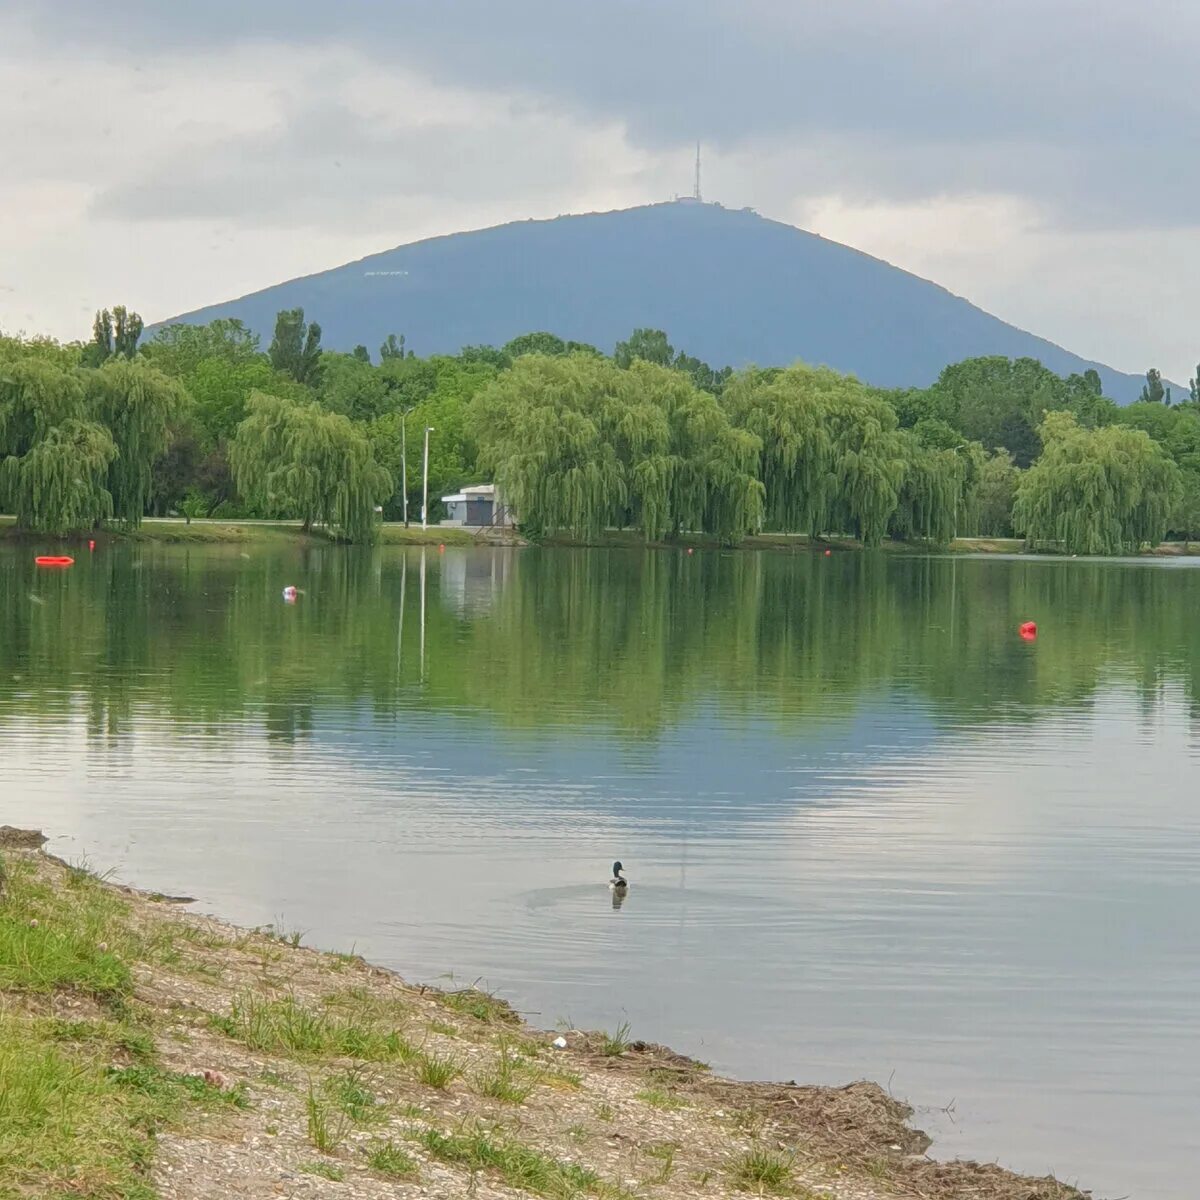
(438, 986), (520, 1025)
(305, 1083), (350, 1153)
(210, 993), (415, 1062)
(541, 1066), (583, 1090)
(474, 1042), (536, 1104)
(366, 1139), (419, 1178)
(39, 1017), (155, 1062)
(599, 1021), (632, 1057)
(414, 1050), (464, 1089)
(418, 1127), (609, 1198)
(323, 1067), (384, 1125)
(635, 1086), (688, 1111)
(108, 1064), (250, 1111)
(299, 1160), (345, 1181)
(731, 1147), (794, 1193)
(643, 1142), (676, 1184)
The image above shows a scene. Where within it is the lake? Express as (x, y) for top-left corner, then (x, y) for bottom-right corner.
(2, 541), (1197, 1198)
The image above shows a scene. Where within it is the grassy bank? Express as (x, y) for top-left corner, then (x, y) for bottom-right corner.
(0, 832), (1088, 1200)
(0, 516), (485, 548)
(3, 514), (1195, 555)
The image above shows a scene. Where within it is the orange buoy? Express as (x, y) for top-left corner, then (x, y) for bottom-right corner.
(35, 556), (74, 568)
(438, 543), (445, 553)
(1019, 620), (1037, 640)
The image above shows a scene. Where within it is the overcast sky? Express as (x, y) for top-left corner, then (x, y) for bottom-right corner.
(2, 0), (1196, 382)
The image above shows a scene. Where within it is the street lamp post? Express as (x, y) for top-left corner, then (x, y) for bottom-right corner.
(400, 409), (410, 527)
(421, 426), (434, 531)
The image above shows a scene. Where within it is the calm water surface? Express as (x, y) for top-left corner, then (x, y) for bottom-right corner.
(2, 543), (1198, 1198)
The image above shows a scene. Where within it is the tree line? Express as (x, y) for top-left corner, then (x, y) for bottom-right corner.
(2, 306), (1195, 553)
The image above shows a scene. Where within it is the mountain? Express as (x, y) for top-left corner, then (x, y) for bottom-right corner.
(155, 201), (1154, 402)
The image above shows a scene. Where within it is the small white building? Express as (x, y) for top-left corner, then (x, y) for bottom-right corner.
(439, 483), (515, 530)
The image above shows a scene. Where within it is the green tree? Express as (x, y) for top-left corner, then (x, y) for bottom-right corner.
(80, 306), (143, 367)
(379, 333), (408, 361)
(318, 353), (391, 422)
(613, 328), (674, 368)
(174, 355), (280, 448)
(975, 450), (1021, 537)
(1014, 411), (1180, 554)
(1190, 365), (1200, 405)
(149, 422), (203, 517)
(1170, 468), (1200, 541)
(1140, 368), (1166, 404)
(352, 345), (371, 364)
(472, 354), (762, 542)
(80, 309), (114, 367)
(722, 364), (926, 545)
(673, 352), (732, 396)
(503, 332), (567, 358)
(112, 306), (144, 359)
(268, 308), (323, 386)
(87, 360), (186, 528)
(889, 436), (964, 544)
(458, 344), (512, 368)
(370, 356), (498, 520)
(143, 319), (261, 376)
(231, 391), (390, 542)
(883, 385), (957, 430)
(0, 358), (116, 532)
(927, 356), (1070, 467)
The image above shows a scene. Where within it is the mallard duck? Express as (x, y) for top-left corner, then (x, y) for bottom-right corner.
(609, 861), (628, 892)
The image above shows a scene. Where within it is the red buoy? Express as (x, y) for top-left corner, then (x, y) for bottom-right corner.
(1019, 621), (1037, 640)
(824, 549), (832, 557)
(687, 547), (694, 555)
(35, 556), (74, 568)
(438, 543), (445, 553)
(88, 540), (96, 551)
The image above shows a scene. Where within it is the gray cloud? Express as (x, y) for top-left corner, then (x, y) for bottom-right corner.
(90, 97), (613, 228)
(14, 0), (1200, 229)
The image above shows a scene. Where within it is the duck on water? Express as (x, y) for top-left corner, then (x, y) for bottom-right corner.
(609, 862), (628, 892)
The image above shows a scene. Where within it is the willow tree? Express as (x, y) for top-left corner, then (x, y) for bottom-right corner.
(721, 365), (834, 533)
(1014, 411), (1180, 554)
(606, 362), (762, 541)
(889, 436), (964, 544)
(821, 388), (910, 545)
(723, 364), (910, 545)
(471, 354), (761, 542)
(231, 391), (391, 543)
(0, 358), (115, 532)
(471, 355), (628, 539)
(975, 450), (1021, 536)
(87, 359), (185, 528)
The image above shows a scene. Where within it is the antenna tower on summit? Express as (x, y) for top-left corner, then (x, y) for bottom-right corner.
(694, 141), (702, 201)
